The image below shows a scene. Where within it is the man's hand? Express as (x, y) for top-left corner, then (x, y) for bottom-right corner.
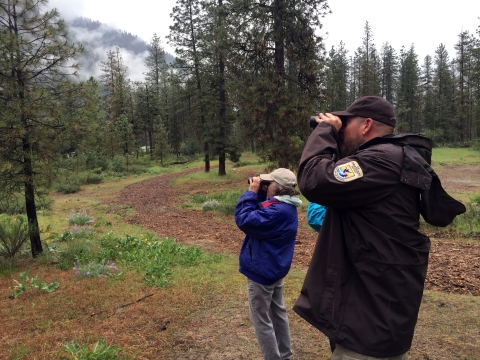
(248, 176), (261, 193)
(314, 113), (342, 132)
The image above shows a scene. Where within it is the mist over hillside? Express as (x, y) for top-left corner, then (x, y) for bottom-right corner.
(67, 17), (174, 82)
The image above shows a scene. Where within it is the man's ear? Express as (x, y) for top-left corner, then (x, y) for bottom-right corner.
(362, 118), (374, 135)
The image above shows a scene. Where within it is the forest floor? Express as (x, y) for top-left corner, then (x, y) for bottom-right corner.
(2, 161), (479, 360)
(102, 163), (480, 359)
(108, 165), (480, 297)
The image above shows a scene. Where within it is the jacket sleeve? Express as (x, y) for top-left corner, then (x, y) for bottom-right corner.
(298, 123), (403, 209)
(307, 202), (327, 232)
(234, 191), (284, 240)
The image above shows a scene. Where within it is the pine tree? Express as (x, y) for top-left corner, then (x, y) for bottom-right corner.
(433, 43), (455, 142)
(0, 0), (82, 256)
(421, 55), (435, 134)
(357, 22), (381, 96)
(99, 47), (132, 157)
(397, 45), (420, 133)
(144, 33), (168, 156)
(153, 116), (170, 166)
(454, 30), (475, 141)
(168, 0), (211, 172)
(472, 25), (480, 139)
(323, 42), (349, 111)
(199, 0), (232, 176)
(380, 42), (398, 104)
(229, 0), (328, 168)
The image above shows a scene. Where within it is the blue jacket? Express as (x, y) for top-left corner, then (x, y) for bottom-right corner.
(234, 191), (299, 285)
(307, 202), (327, 232)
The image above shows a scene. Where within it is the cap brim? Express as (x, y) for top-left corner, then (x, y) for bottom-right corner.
(259, 174), (273, 181)
(331, 110), (355, 117)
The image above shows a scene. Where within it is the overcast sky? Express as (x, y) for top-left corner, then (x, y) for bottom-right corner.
(49, 0), (480, 71)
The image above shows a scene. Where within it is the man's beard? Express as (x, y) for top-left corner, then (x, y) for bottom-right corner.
(340, 139), (363, 158)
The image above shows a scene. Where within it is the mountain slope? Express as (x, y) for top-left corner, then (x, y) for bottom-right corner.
(67, 17), (174, 80)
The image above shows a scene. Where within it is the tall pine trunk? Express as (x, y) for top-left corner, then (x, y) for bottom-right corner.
(13, 9), (42, 257)
(188, 0), (210, 172)
(217, 0), (226, 176)
(273, 0), (288, 168)
(22, 121), (42, 257)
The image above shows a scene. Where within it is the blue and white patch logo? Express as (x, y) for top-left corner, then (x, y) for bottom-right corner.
(334, 161), (364, 182)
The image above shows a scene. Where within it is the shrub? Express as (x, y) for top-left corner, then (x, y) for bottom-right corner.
(85, 151), (109, 171)
(99, 233), (220, 287)
(55, 179), (81, 194)
(196, 191), (241, 216)
(85, 173), (103, 184)
(66, 210), (94, 226)
(180, 139), (201, 156)
(0, 257), (16, 277)
(452, 202), (480, 236)
(471, 193), (480, 203)
(126, 164), (148, 174)
(218, 202), (237, 216)
(73, 260), (119, 278)
(57, 241), (93, 270)
(192, 194), (208, 204)
(10, 272), (59, 299)
(58, 230), (74, 242)
(202, 199), (220, 211)
(472, 140), (480, 151)
(0, 215), (30, 258)
(227, 149), (242, 163)
(67, 225), (95, 239)
(0, 194), (53, 215)
(61, 338), (122, 360)
(111, 155), (126, 172)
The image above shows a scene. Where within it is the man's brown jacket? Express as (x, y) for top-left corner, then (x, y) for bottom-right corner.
(294, 123), (465, 357)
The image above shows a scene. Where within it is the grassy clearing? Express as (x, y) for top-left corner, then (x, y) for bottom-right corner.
(431, 147), (480, 166)
(412, 290), (480, 359)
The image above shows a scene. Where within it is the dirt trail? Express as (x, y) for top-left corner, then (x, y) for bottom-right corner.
(107, 167), (480, 296)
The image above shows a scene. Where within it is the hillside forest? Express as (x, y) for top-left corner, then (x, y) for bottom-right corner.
(1, 0), (480, 256)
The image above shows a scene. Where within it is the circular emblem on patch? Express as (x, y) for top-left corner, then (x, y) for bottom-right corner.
(334, 161), (364, 182)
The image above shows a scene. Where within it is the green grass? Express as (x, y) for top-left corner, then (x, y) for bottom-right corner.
(173, 168), (243, 185)
(432, 147), (480, 166)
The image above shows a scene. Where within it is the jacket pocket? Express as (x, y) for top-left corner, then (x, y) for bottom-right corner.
(319, 265), (337, 321)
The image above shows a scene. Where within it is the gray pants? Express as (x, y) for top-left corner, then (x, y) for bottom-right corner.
(247, 278), (292, 360)
(331, 344), (407, 360)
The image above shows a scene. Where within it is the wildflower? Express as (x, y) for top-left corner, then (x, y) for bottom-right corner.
(45, 232), (50, 237)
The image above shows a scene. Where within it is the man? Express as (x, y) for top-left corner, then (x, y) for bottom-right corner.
(293, 96), (465, 359)
(235, 168), (302, 360)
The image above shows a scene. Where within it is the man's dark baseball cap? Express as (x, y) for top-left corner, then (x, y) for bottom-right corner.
(331, 96), (396, 127)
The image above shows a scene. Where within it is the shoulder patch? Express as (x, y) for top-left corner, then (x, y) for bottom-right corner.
(334, 161), (364, 182)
